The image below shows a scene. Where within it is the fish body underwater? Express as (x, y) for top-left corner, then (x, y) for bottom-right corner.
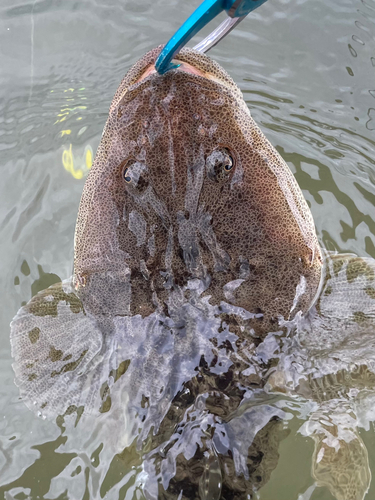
(10, 47), (375, 500)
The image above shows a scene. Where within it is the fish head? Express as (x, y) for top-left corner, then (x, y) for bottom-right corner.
(74, 47), (322, 333)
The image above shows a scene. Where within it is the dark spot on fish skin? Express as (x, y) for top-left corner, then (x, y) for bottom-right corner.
(141, 395), (149, 409)
(199, 355), (208, 370)
(99, 382), (112, 413)
(137, 175), (149, 192)
(49, 346), (63, 362)
(50, 350), (88, 377)
(56, 405), (84, 428)
(219, 339), (234, 353)
(64, 405), (78, 416)
(27, 282), (84, 318)
(324, 285), (332, 296)
(217, 371), (233, 391)
(346, 259), (375, 283)
(332, 258), (345, 277)
(41, 402), (48, 409)
(365, 287), (375, 300)
(353, 311), (371, 324)
(210, 337), (218, 348)
(28, 327), (40, 344)
(63, 354), (72, 361)
(210, 354), (218, 368)
(28, 373), (37, 381)
(110, 359), (131, 383)
(100, 381), (110, 399)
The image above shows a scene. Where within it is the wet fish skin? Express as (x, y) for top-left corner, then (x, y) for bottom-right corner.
(9, 47), (375, 500)
(73, 46), (322, 336)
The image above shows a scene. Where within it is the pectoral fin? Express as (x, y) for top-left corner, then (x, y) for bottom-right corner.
(10, 280), (104, 420)
(267, 253), (375, 500)
(309, 416), (371, 500)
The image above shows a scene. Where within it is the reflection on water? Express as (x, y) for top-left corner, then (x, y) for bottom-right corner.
(6, 254), (375, 500)
(1, 0), (375, 499)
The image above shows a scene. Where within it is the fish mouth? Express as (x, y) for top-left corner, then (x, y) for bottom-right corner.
(129, 47), (241, 95)
(135, 60), (210, 83)
(110, 46), (243, 115)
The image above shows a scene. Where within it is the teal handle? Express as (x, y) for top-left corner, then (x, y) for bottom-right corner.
(155, 0), (268, 75)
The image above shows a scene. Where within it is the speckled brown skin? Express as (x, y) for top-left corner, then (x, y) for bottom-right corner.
(74, 46), (322, 336)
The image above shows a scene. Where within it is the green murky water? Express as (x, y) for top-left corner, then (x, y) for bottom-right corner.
(1, 0), (375, 498)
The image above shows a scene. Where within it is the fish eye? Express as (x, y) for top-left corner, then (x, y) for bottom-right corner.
(123, 167), (132, 183)
(206, 148), (235, 182)
(224, 155), (233, 171)
(122, 160), (149, 193)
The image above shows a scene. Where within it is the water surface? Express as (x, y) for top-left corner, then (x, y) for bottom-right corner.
(1, 0), (375, 498)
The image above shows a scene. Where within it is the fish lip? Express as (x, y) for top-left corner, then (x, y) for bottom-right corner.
(134, 60), (210, 84)
(129, 47), (238, 93)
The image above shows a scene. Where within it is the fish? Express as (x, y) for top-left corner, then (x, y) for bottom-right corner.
(10, 47), (375, 500)
(73, 47), (323, 331)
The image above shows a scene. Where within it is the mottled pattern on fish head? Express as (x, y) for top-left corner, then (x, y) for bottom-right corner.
(74, 46), (322, 335)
